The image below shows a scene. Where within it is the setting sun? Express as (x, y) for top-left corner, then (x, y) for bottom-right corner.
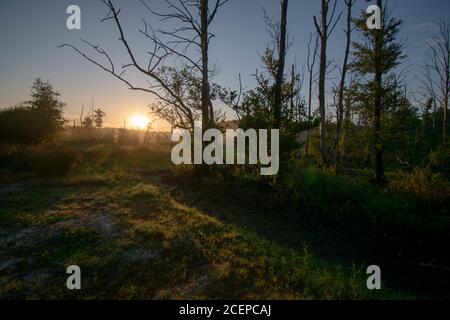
(130, 115), (149, 129)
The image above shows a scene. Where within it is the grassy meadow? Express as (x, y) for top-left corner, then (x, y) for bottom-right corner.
(1, 140), (448, 300)
(2, 0), (450, 302)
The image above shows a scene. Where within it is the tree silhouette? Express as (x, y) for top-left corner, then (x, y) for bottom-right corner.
(314, 0), (342, 165)
(352, 0), (405, 185)
(94, 109), (106, 129)
(60, 0), (229, 135)
(0, 78), (66, 145)
(425, 20), (450, 146)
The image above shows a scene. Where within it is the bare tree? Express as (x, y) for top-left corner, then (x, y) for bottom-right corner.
(140, 0), (229, 131)
(332, 0), (356, 168)
(341, 74), (359, 163)
(305, 33), (319, 158)
(314, 0), (342, 165)
(60, 0), (228, 133)
(425, 20), (450, 145)
(290, 63), (305, 122)
(418, 65), (438, 130)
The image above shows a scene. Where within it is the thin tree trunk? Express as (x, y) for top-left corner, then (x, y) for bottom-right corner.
(333, 0), (353, 169)
(291, 64), (295, 121)
(373, 0), (385, 185)
(315, 0), (331, 166)
(342, 92), (351, 162)
(200, 0), (211, 132)
(273, 0), (289, 128)
(444, 53), (449, 145)
(306, 69), (313, 158)
(442, 21), (450, 145)
(305, 35), (318, 159)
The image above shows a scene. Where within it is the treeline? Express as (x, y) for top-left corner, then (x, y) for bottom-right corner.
(0, 78), (66, 145)
(0, 78), (171, 177)
(58, 0), (449, 184)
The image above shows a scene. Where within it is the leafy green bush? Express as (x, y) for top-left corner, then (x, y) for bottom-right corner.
(275, 161), (449, 242)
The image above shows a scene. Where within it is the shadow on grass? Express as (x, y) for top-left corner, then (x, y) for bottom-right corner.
(145, 169), (450, 299)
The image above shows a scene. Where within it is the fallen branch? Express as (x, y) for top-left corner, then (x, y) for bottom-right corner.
(419, 262), (450, 272)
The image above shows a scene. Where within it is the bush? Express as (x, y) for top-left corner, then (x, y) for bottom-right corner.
(428, 148), (450, 179)
(389, 168), (450, 203)
(274, 161), (449, 242)
(0, 79), (66, 145)
(35, 147), (78, 177)
(0, 145), (78, 177)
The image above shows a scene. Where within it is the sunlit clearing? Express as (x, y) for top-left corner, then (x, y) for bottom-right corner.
(131, 115), (149, 129)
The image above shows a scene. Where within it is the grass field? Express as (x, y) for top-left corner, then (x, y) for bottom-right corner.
(0, 143), (413, 300)
(0, 146), (396, 299)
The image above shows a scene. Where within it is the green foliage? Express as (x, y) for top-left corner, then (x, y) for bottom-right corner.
(275, 161), (450, 243)
(382, 83), (421, 165)
(427, 148), (450, 179)
(219, 49), (305, 160)
(352, 8), (405, 76)
(0, 78), (66, 145)
(0, 146), (400, 300)
(94, 109), (106, 129)
(389, 168), (450, 203)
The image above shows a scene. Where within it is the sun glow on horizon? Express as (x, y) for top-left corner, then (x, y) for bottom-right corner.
(130, 114), (149, 129)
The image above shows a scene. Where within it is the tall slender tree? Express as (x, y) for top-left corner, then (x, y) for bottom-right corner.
(373, 0), (384, 185)
(352, 0), (405, 185)
(305, 33), (319, 158)
(333, 0), (356, 169)
(425, 20), (450, 146)
(314, 0), (342, 165)
(273, 0), (289, 128)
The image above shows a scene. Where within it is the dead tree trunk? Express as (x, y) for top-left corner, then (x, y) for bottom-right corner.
(273, 0), (289, 128)
(200, 0), (214, 131)
(333, 0), (355, 169)
(314, 0), (341, 166)
(342, 88), (351, 161)
(306, 34), (319, 158)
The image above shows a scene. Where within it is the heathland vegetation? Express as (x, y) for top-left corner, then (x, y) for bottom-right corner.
(1, 0), (449, 299)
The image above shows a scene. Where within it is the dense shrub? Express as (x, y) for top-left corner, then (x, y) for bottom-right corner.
(35, 147), (78, 177)
(428, 148), (450, 179)
(389, 169), (450, 203)
(66, 127), (115, 145)
(275, 161), (450, 242)
(0, 145), (78, 177)
(0, 79), (66, 145)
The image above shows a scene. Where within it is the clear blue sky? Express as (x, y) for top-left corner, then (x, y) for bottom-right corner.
(0, 0), (449, 129)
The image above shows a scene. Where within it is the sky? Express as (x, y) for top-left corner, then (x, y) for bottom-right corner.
(0, 0), (449, 130)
